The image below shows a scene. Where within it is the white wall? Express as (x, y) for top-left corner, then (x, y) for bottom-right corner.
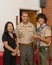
(0, 0), (40, 51)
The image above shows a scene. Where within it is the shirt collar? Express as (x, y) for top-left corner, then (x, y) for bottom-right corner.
(22, 22), (31, 27)
(42, 23), (46, 28)
(38, 23), (47, 28)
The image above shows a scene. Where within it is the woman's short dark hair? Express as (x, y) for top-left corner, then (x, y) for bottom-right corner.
(4, 21), (14, 34)
(36, 13), (47, 23)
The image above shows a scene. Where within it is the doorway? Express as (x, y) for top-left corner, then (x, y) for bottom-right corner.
(20, 9), (37, 27)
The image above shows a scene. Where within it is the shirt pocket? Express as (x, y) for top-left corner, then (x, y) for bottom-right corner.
(27, 28), (33, 36)
(41, 31), (45, 37)
(18, 29), (25, 37)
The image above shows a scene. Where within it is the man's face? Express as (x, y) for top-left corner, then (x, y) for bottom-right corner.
(21, 12), (29, 23)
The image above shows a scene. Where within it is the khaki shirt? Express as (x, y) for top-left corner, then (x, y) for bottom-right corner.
(15, 22), (36, 44)
(40, 26), (51, 46)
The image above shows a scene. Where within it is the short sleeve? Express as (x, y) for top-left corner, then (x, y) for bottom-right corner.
(15, 25), (19, 38)
(13, 33), (17, 39)
(45, 27), (51, 37)
(2, 34), (8, 42)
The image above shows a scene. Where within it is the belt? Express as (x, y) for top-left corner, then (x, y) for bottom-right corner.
(19, 43), (33, 46)
(39, 46), (49, 48)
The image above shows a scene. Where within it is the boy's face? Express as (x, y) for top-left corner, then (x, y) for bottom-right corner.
(38, 18), (45, 25)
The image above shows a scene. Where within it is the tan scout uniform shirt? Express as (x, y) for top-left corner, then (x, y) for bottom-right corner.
(40, 26), (51, 46)
(16, 22), (36, 44)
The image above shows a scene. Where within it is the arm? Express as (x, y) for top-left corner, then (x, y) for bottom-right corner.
(15, 25), (20, 56)
(14, 38), (20, 53)
(14, 37), (20, 56)
(37, 36), (51, 44)
(32, 35), (51, 44)
(3, 41), (15, 53)
(39, 27), (51, 44)
(16, 38), (19, 50)
(33, 27), (51, 45)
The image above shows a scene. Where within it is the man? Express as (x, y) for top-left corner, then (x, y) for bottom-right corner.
(33, 13), (51, 65)
(15, 11), (36, 65)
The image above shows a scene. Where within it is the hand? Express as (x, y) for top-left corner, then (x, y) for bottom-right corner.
(17, 49), (20, 56)
(12, 50), (16, 56)
(32, 35), (40, 40)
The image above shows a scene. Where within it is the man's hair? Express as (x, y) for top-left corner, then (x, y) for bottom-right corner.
(36, 13), (47, 23)
(21, 10), (29, 16)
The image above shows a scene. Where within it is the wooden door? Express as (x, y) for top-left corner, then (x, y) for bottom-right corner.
(28, 10), (37, 27)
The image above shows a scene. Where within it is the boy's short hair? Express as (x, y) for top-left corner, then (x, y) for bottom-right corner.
(36, 13), (47, 23)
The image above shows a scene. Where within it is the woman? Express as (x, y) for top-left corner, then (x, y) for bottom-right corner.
(33, 13), (51, 65)
(2, 22), (17, 65)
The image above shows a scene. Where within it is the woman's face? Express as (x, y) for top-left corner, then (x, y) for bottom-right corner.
(38, 18), (45, 25)
(7, 23), (13, 33)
